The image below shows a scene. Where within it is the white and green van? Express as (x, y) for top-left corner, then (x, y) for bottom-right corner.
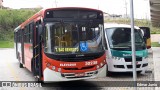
(104, 23), (151, 75)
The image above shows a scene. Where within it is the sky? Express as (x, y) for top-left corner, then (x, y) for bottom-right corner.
(2, 0), (150, 19)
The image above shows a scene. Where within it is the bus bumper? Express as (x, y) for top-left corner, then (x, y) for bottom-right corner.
(43, 64), (106, 82)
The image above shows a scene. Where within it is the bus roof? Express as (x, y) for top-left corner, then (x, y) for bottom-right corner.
(44, 7), (103, 12)
(104, 23), (140, 29)
(15, 7), (103, 31)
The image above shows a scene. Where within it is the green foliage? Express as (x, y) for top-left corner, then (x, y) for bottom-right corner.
(104, 18), (150, 26)
(104, 18), (160, 34)
(0, 9), (39, 41)
(151, 42), (160, 47)
(0, 41), (14, 48)
(150, 27), (160, 34)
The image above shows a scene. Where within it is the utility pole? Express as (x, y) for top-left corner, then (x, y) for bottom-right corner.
(124, 0), (128, 18)
(0, 0), (3, 9)
(130, 0), (137, 90)
(97, 0), (99, 9)
(55, 0), (57, 7)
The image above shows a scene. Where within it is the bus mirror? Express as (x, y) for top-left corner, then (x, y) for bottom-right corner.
(143, 37), (147, 43)
(139, 27), (151, 49)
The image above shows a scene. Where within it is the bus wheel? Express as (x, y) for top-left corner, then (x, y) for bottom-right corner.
(19, 63), (24, 68)
(106, 65), (111, 76)
(31, 58), (34, 72)
(35, 77), (43, 83)
(18, 56), (24, 68)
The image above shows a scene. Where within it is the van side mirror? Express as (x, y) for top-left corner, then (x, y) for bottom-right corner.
(139, 27), (151, 49)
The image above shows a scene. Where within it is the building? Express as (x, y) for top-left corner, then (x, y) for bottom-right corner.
(104, 12), (122, 19)
(0, 0), (3, 9)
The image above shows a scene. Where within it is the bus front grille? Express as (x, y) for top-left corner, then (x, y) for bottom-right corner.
(125, 57), (142, 62)
(61, 71), (98, 78)
(63, 66), (95, 70)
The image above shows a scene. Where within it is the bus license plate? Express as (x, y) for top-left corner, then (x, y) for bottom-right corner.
(75, 73), (85, 77)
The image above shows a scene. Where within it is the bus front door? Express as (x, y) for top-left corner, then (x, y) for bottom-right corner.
(32, 23), (43, 81)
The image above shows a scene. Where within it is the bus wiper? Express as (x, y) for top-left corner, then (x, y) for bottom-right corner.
(110, 46), (132, 50)
(110, 47), (130, 49)
(111, 47), (129, 48)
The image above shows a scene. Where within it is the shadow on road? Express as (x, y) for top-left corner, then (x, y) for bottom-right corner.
(107, 72), (147, 78)
(42, 80), (102, 90)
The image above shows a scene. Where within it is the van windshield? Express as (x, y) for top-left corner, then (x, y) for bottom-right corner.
(105, 27), (146, 51)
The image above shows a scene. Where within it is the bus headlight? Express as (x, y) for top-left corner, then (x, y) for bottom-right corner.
(58, 68), (61, 72)
(143, 56), (148, 59)
(96, 65), (99, 69)
(52, 66), (56, 70)
(96, 60), (106, 70)
(104, 59), (106, 63)
(100, 62), (103, 67)
(46, 63), (51, 67)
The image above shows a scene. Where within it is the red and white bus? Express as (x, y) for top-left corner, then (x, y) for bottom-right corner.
(14, 7), (106, 82)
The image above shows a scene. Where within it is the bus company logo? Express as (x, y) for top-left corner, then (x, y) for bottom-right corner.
(76, 54), (84, 57)
(60, 63), (76, 67)
(2, 82), (12, 87)
(123, 54), (132, 57)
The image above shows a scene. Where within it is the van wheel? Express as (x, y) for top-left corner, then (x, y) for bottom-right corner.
(106, 65), (111, 76)
(137, 71), (142, 74)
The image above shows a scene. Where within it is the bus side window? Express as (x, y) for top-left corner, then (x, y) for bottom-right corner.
(103, 30), (108, 50)
(26, 25), (30, 43)
(44, 27), (48, 48)
(29, 23), (34, 43)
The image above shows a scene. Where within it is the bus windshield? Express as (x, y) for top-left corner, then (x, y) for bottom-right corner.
(44, 21), (103, 54)
(105, 28), (146, 51)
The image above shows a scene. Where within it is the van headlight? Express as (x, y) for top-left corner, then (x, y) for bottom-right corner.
(143, 56), (148, 59)
(112, 56), (122, 60)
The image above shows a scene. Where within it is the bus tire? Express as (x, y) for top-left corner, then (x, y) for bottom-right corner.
(18, 54), (24, 68)
(31, 58), (34, 72)
(35, 77), (44, 83)
(19, 63), (24, 68)
(106, 65), (111, 76)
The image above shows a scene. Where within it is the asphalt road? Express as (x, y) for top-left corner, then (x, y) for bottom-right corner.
(0, 49), (154, 90)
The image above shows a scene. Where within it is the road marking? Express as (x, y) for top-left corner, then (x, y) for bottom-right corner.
(7, 62), (19, 81)
(6, 60), (25, 90)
